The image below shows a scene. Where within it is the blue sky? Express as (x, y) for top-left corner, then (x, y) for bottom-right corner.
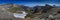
(0, 0), (60, 7)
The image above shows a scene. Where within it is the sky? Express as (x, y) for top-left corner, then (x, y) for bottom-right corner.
(0, 0), (60, 7)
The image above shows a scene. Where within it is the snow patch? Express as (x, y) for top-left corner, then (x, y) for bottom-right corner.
(13, 11), (27, 19)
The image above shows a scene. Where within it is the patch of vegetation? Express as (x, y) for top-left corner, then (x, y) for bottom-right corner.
(7, 7), (22, 13)
(25, 14), (34, 18)
(27, 10), (34, 13)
